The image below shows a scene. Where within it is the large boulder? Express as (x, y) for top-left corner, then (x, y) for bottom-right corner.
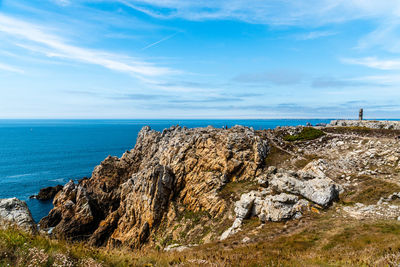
(259, 193), (309, 222)
(220, 190), (309, 240)
(0, 198), (36, 232)
(269, 170), (339, 207)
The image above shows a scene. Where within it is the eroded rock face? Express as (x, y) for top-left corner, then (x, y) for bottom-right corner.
(0, 198), (36, 232)
(40, 125), (269, 248)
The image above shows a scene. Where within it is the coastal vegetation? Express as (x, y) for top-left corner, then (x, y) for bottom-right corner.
(283, 127), (325, 141)
(1, 214), (400, 266)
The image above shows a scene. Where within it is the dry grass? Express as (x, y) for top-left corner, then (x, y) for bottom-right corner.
(264, 145), (292, 168)
(323, 126), (400, 138)
(2, 208), (400, 266)
(166, 211), (400, 266)
(341, 176), (400, 205)
(293, 154), (320, 169)
(218, 180), (259, 201)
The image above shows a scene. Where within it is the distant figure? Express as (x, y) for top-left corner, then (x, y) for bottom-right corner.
(359, 108), (363, 121)
(225, 125), (228, 129)
(306, 122), (312, 127)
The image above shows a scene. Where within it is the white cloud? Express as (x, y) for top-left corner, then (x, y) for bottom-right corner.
(342, 57), (400, 70)
(112, 0), (400, 57)
(0, 14), (177, 78)
(114, 0), (400, 26)
(0, 62), (24, 74)
(295, 31), (338, 40)
(53, 0), (70, 6)
(356, 19), (400, 53)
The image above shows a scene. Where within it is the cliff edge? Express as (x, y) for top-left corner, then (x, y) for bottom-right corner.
(40, 125), (271, 247)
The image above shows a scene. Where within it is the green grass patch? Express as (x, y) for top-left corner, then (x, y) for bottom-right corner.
(283, 127), (325, 142)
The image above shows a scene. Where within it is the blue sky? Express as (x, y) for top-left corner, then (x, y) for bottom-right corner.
(0, 0), (400, 119)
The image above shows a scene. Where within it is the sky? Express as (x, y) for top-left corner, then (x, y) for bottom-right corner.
(0, 1), (400, 119)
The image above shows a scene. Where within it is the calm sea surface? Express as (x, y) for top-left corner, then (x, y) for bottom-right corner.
(0, 119), (332, 222)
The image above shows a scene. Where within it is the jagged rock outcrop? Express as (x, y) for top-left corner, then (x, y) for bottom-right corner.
(40, 125), (269, 248)
(220, 190), (310, 240)
(328, 120), (400, 130)
(0, 198), (36, 232)
(221, 163), (340, 240)
(30, 185), (63, 200)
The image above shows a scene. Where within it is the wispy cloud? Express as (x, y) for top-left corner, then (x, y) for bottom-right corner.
(111, 93), (166, 100)
(141, 101), (400, 119)
(168, 96), (243, 104)
(295, 30), (337, 40)
(114, 0), (400, 26)
(233, 70), (303, 85)
(353, 75), (400, 85)
(0, 62), (24, 74)
(356, 19), (400, 53)
(0, 14), (177, 78)
(312, 76), (373, 88)
(52, 0), (70, 6)
(342, 57), (400, 70)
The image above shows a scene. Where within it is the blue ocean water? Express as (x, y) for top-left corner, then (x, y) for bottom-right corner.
(0, 119), (332, 222)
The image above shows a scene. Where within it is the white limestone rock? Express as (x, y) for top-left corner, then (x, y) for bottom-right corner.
(0, 198), (36, 232)
(269, 171), (339, 207)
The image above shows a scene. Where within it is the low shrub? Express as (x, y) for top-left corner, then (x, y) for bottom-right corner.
(284, 127), (325, 141)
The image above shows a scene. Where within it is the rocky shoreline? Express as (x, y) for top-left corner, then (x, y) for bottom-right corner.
(2, 119), (400, 252)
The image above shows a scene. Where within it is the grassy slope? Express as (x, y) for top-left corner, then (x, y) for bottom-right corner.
(1, 210), (400, 266)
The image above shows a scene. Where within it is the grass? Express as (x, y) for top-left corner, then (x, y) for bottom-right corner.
(218, 180), (259, 201)
(2, 209), (400, 266)
(263, 145), (292, 168)
(324, 126), (400, 138)
(284, 127), (325, 142)
(169, 211), (400, 266)
(341, 176), (400, 205)
(293, 154), (319, 169)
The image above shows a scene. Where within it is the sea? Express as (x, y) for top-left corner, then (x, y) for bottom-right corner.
(0, 119), (332, 222)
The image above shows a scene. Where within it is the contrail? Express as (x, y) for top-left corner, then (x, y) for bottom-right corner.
(141, 32), (180, 51)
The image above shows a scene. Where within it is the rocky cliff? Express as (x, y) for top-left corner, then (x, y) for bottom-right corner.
(39, 125), (272, 247)
(38, 124), (347, 249)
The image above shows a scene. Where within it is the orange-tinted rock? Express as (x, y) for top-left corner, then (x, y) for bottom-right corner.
(40, 125), (269, 247)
